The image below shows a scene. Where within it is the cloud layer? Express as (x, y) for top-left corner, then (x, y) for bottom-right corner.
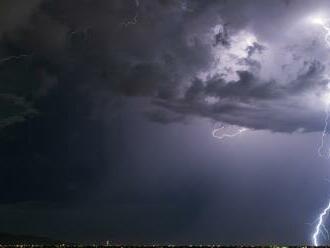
(2, 0), (330, 133)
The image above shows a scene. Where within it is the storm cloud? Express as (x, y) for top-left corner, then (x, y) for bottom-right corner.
(3, 1), (330, 244)
(2, 0), (330, 134)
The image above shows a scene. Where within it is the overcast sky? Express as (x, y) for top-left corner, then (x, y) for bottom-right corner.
(2, 0), (330, 245)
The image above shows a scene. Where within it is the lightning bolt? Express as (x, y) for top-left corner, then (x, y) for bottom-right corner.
(212, 123), (248, 140)
(318, 102), (330, 159)
(310, 15), (330, 246)
(313, 201), (330, 246)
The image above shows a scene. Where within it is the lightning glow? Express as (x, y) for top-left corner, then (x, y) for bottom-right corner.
(310, 13), (330, 246)
(309, 14), (330, 46)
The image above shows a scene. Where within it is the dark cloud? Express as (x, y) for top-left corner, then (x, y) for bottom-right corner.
(0, 94), (37, 128)
(214, 23), (230, 47)
(0, 0), (42, 37)
(2, 0), (321, 134)
(149, 58), (326, 132)
(0, 0), (329, 203)
(2, 0), (330, 244)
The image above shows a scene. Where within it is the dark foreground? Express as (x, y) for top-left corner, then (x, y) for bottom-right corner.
(0, 246), (313, 248)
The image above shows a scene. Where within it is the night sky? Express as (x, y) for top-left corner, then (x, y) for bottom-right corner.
(3, 0), (330, 245)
